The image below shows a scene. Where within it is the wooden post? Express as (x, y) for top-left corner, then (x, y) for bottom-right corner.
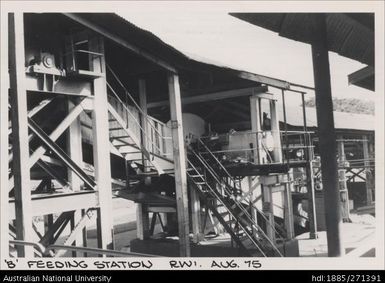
(337, 137), (350, 222)
(248, 176), (259, 236)
(190, 186), (203, 243)
(362, 135), (374, 205)
(67, 98), (86, 256)
(137, 78), (151, 239)
(269, 99), (282, 163)
(89, 36), (114, 250)
(168, 73), (191, 257)
(311, 13), (343, 256)
(262, 181), (275, 242)
(136, 204), (150, 240)
(1, 12), (10, 259)
(43, 181), (54, 245)
(283, 181), (295, 239)
(8, 13), (34, 257)
(250, 95), (262, 164)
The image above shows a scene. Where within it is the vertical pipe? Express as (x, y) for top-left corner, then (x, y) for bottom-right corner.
(311, 13), (343, 256)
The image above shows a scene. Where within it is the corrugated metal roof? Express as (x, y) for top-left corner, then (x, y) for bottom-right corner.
(230, 13), (374, 66)
(65, 13), (374, 133)
(66, 13), (304, 90)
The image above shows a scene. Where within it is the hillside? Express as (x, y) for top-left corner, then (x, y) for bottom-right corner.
(304, 97), (374, 115)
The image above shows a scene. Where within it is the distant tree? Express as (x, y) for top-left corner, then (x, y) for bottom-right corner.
(304, 97), (374, 115)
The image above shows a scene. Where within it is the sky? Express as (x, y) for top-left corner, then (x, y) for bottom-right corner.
(118, 2), (375, 107)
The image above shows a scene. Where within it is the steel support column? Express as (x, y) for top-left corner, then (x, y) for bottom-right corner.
(311, 13), (343, 257)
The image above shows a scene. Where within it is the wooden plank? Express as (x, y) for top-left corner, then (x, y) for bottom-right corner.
(89, 37), (114, 251)
(64, 13), (176, 73)
(311, 14), (343, 257)
(237, 71), (291, 89)
(67, 98), (83, 191)
(147, 86), (267, 108)
(56, 209), (97, 257)
(28, 102), (84, 168)
(168, 73), (191, 257)
(67, 98), (85, 256)
(9, 191), (98, 220)
(8, 13), (34, 257)
(147, 206), (176, 213)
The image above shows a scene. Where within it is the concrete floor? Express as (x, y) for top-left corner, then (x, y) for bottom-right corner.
(296, 213), (375, 257)
(47, 198), (376, 257)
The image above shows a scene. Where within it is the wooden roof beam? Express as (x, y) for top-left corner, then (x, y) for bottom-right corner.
(148, 86), (267, 108)
(63, 13), (177, 73)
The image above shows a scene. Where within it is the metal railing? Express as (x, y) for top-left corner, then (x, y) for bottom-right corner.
(106, 65), (172, 158)
(199, 130), (314, 166)
(188, 143), (284, 256)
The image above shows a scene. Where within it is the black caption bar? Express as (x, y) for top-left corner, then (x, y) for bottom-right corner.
(0, 270), (384, 282)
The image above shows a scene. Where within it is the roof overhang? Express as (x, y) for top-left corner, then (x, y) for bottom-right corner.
(348, 66), (375, 91)
(229, 13), (374, 66)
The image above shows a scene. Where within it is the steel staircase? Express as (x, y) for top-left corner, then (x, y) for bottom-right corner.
(105, 65), (174, 176)
(187, 138), (284, 257)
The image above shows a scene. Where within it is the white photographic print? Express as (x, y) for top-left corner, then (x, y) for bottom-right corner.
(0, 0), (383, 273)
